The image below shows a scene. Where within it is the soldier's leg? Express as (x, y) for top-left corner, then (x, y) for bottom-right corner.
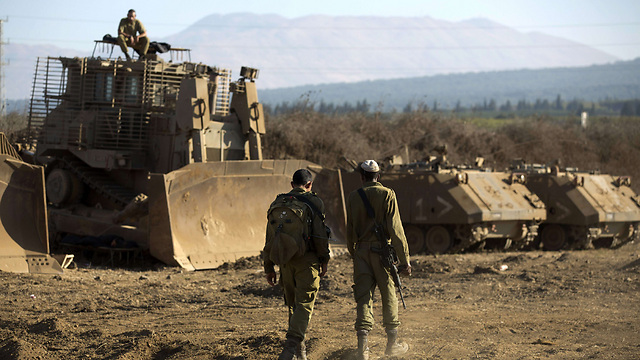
(277, 262), (299, 360)
(286, 254), (320, 341)
(138, 36), (150, 56)
(279, 262), (296, 320)
(371, 257), (400, 330)
(353, 247), (377, 331)
(117, 34), (130, 59)
(133, 37), (150, 57)
(371, 260), (407, 355)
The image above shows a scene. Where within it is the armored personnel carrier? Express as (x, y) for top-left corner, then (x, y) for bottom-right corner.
(340, 152), (546, 254)
(511, 160), (640, 250)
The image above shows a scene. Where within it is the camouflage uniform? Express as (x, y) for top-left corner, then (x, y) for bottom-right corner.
(117, 17), (150, 57)
(346, 181), (410, 332)
(264, 187), (330, 342)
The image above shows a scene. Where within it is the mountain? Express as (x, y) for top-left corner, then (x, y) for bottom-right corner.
(260, 58), (640, 110)
(163, 13), (617, 89)
(3, 13), (619, 101)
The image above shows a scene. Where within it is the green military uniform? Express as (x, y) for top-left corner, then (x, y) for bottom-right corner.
(264, 187), (330, 342)
(117, 17), (150, 57)
(347, 181), (410, 332)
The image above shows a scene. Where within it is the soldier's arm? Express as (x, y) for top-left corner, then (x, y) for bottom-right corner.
(311, 195), (330, 264)
(136, 21), (147, 39)
(118, 20), (127, 37)
(263, 217), (276, 274)
(346, 196), (356, 257)
(386, 190), (410, 266)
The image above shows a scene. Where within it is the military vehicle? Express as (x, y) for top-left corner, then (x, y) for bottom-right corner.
(511, 160), (640, 250)
(18, 50), (339, 271)
(0, 133), (68, 273)
(340, 151), (547, 254)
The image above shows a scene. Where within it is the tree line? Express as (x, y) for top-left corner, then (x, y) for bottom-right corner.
(264, 96), (640, 118)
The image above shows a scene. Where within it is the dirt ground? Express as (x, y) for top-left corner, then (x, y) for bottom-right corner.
(1, 240), (639, 360)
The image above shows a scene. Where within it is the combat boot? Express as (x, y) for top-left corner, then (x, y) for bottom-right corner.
(385, 328), (408, 356)
(278, 336), (299, 360)
(356, 329), (370, 360)
(296, 340), (307, 360)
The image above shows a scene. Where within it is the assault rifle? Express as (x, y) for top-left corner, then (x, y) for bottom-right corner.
(357, 189), (407, 309)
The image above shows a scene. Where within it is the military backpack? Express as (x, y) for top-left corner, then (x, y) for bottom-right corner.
(265, 194), (316, 265)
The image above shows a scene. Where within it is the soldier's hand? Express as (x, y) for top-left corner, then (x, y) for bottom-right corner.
(398, 264), (412, 277)
(319, 262), (328, 278)
(265, 272), (277, 286)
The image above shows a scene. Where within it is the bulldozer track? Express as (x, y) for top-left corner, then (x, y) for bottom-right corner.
(60, 156), (139, 208)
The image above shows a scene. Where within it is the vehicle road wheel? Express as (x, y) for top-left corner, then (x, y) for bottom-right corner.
(404, 225), (425, 255)
(541, 224), (566, 251)
(425, 225), (453, 254)
(46, 168), (83, 206)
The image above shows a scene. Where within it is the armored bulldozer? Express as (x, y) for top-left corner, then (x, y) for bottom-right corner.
(340, 153), (546, 254)
(19, 54), (337, 270)
(511, 160), (640, 250)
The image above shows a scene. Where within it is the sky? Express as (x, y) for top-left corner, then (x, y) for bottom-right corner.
(1, 0), (639, 60)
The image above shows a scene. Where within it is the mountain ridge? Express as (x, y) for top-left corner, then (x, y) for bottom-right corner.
(259, 58), (640, 111)
(163, 13), (616, 90)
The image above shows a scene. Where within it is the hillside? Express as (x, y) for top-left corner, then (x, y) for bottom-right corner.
(4, 13), (618, 100)
(260, 58), (640, 111)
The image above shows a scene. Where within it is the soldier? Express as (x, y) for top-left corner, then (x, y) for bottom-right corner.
(264, 169), (330, 360)
(117, 9), (150, 60)
(346, 160), (411, 360)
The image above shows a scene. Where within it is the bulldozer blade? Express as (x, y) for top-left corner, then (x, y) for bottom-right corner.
(148, 159), (329, 270)
(0, 155), (63, 274)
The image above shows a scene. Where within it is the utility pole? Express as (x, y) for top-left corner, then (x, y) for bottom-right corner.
(0, 18), (7, 118)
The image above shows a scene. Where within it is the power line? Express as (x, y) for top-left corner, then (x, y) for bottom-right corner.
(7, 36), (640, 50)
(5, 14), (640, 31)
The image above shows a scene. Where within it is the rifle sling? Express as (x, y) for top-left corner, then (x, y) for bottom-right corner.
(357, 188), (386, 243)
(357, 188), (376, 220)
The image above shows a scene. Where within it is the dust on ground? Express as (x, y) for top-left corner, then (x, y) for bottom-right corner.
(1, 242), (639, 360)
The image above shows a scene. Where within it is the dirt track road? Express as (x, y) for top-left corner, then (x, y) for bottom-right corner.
(1, 242), (639, 359)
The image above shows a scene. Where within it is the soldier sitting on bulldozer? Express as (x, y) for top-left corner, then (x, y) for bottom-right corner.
(117, 9), (149, 60)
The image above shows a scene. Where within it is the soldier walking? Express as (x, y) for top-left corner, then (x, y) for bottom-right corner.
(264, 169), (330, 360)
(346, 160), (411, 360)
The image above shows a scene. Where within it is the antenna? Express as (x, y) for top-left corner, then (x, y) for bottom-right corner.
(0, 18), (8, 118)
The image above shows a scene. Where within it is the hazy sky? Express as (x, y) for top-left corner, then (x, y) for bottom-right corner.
(1, 0), (639, 60)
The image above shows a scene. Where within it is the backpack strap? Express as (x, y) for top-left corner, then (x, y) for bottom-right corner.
(273, 194), (314, 219)
(292, 194), (324, 221)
